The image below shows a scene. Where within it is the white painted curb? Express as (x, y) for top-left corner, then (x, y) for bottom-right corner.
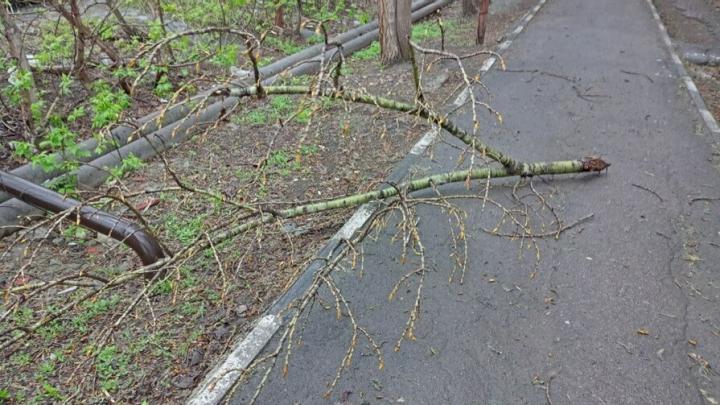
(187, 315), (280, 405)
(644, 0), (720, 135)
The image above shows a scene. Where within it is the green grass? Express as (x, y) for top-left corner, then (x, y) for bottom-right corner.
(353, 41), (380, 60)
(352, 21), (450, 63)
(72, 295), (121, 332)
(95, 345), (130, 393)
(264, 36), (304, 55)
(412, 20), (444, 41)
(233, 95), (313, 126)
(11, 352), (31, 367)
(0, 389), (10, 403)
(164, 214), (206, 246)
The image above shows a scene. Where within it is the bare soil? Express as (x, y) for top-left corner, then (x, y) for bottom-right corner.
(0, 2), (537, 403)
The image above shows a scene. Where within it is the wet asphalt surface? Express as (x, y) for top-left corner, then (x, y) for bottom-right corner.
(231, 0), (720, 403)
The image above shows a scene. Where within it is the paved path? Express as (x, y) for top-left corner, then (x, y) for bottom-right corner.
(231, 0), (720, 403)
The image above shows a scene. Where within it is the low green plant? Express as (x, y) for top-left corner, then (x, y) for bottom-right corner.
(109, 153), (144, 179)
(0, 389), (10, 403)
(164, 214), (206, 245)
(95, 345), (130, 393)
(72, 295), (121, 332)
(353, 41), (380, 60)
(90, 82), (131, 129)
(40, 383), (63, 401)
(264, 36), (303, 55)
(412, 20), (444, 41)
(11, 352), (31, 367)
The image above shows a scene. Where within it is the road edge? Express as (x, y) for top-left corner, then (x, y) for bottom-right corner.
(644, 0), (720, 135)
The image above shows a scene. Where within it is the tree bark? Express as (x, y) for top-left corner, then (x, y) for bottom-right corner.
(379, 0), (412, 64)
(274, 5), (285, 28)
(0, 3), (38, 137)
(476, 0), (489, 44)
(50, 0), (131, 92)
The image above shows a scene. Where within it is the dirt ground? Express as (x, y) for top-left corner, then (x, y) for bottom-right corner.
(654, 0), (720, 119)
(0, 2), (538, 403)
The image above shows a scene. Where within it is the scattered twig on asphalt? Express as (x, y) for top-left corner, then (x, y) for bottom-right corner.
(620, 69), (654, 83)
(631, 183), (663, 202)
(689, 196), (720, 204)
(502, 68), (577, 83)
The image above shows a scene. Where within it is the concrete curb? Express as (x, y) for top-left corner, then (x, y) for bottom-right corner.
(186, 0), (549, 403)
(644, 0), (720, 135)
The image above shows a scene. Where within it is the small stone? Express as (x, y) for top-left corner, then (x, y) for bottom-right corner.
(171, 374), (195, 389)
(235, 304), (248, 316)
(213, 324), (230, 341)
(188, 348), (204, 367)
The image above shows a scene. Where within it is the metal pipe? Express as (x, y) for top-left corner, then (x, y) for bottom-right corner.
(0, 171), (165, 271)
(0, 0), (457, 237)
(0, 0), (436, 207)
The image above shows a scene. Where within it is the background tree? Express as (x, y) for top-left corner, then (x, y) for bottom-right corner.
(378, 0), (412, 64)
(476, 0), (489, 44)
(0, 3), (37, 139)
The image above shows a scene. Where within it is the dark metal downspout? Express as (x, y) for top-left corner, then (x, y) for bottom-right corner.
(0, 171), (165, 271)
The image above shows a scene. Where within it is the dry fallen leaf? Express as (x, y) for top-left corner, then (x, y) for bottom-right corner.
(637, 328), (650, 336)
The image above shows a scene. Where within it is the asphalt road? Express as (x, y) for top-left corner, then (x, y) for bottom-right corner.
(231, 0), (720, 403)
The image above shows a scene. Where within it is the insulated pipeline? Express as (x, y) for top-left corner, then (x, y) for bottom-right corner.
(0, 171), (166, 271)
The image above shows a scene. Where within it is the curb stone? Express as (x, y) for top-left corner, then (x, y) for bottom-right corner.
(644, 0), (720, 135)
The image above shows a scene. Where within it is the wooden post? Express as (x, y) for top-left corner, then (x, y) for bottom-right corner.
(476, 0), (489, 44)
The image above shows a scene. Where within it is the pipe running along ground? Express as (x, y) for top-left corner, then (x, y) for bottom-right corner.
(0, 0), (435, 206)
(0, 0), (454, 237)
(0, 171), (166, 271)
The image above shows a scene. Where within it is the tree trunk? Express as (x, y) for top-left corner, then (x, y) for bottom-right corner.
(50, 0), (131, 93)
(0, 3), (38, 138)
(274, 5), (285, 28)
(476, 0), (489, 44)
(379, 0), (412, 64)
(462, 0), (477, 16)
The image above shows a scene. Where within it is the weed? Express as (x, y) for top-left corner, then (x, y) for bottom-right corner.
(164, 214), (206, 246)
(95, 346), (130, 393)
(109, 153), (144, 179)
(41, 383), (63, 401)
(152, 279), (173, 295)
(12, 307), (33, 327)
(72, 295), (121, 332)
(264, 36), (303, 55)
(299, 144), (320, 156)
(37, 360), (56, 377)
(90, 81), (131, 129)
(11, 352), (31, 367)
(412, 20), (445, 41)
(234, 168), (254, 182)
(180, 301), (206, 317)
(37, 320), (64, 341)
(354, 41), (380, 60)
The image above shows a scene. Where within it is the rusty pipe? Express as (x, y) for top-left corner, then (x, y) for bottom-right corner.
(0, 171), (165, 272)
